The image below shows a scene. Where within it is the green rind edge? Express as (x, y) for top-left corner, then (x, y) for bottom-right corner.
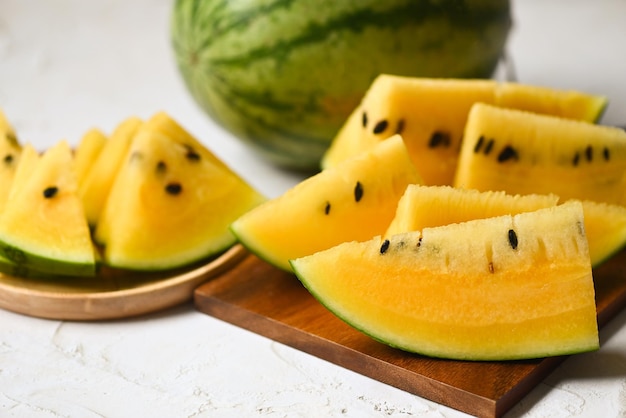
(0, 254), (71, 280)
(0, 241), (96, 278)
(100, 233), (238, 272)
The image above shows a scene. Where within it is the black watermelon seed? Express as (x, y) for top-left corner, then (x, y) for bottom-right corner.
(473, 136), (485, 153)
(5, 132), (18, 146)
(165, 182), (182, 195)
(572, 152), (580, 166)
(488, 262), (495, 274)
(3, 154), (13, 165)
(373, 120), (388, 135)
(428, 131), (451, 148)
(324, 201), (331, 215)
(395, 119), (405, 135)
(380, 239), (390, 254)
(585, 145), (593, 162)
(354, 181), (363, 202)
(361, 111), (368, 128)
(416, 237), (422, 248)
(577, 220), (585, 236)
(185, 147), (201, 162)
(43, 186), (58, 199)
(603, 147), (610, 161)
(578, 222), (584, 235)
(497, 146), (519, 163)
(156, 161), (167, 173)
(508, 229), (518, 250)
(483, 139), (495, 155)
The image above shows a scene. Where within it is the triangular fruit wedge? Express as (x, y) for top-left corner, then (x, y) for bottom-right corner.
(0, 144), (45, 277)
(7, 144), (40, 202)
(291, 201), (599, 361)
(145, 111), (235, 174)
(79, 117), (143, 227)
(95, 123), (265, 271)
(74, 127), (107, 188)
(231, 135), (422, 271)
(0, 141), (95, 277)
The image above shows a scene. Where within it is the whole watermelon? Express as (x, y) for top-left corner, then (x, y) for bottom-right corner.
(171, 0), (512, 171)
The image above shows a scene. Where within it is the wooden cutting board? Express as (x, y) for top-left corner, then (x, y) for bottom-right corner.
(194, 248), (626, 418)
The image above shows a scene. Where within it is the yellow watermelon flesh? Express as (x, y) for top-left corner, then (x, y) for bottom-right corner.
(79, 117), (143, 227)
(322, 75), (608, 185)
(0, 141), (95, 277)
(231, 135), (422, 272)
(0, 144), (41, 277)
(74, 128), (107, 188)
(0, 111), (22, 213)
(323, 76), (495, 185)
(8, 144), (40, 202)
(95, 123), (265, 270)
(145, 111), (235, 174)
(291, 201), (599, 361)
(454, 103), (626, 206)
(385, 184), (626, 267)
(578, 199), (626, 266)
(385, 184), (559, 237)
(496, 82), (607, 121)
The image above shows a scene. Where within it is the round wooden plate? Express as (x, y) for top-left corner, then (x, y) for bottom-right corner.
(0, 244), (247, 321)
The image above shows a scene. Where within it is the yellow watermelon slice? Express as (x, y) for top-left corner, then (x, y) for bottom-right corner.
(79, 117), (143, 227)
(0, 141), (95, 277)
(95, 122), (265, 270)
(454, 103), (626, 205)
(291, 201), (598, 361)
(231, 135), (422, 271)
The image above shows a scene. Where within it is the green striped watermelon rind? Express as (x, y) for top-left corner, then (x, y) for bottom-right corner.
(171, 0), (512, 170)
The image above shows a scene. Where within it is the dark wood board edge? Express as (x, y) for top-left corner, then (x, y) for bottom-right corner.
(199, 292), (499, 417)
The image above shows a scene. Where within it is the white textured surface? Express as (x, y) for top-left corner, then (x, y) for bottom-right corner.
(0, 1), (625, 417)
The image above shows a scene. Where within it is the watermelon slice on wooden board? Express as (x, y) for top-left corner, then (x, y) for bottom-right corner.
(454, 103), (626, 205)
(231, 135), (422, 271)
(385, 184), (559, 237)
(384, 184), (626, 267)
(291, 201), (598, 361)
(322, 75), (608, 184)
(194, 239), (626, 418)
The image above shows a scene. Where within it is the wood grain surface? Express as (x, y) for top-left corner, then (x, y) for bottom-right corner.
(194, 249), (626, 418)
(0, 244), (248, 321)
